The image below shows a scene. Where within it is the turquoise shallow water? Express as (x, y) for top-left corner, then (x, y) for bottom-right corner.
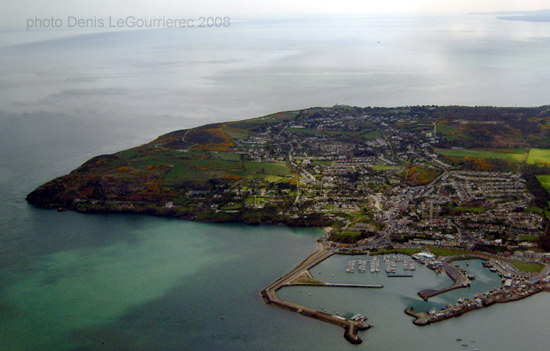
(0, 212), (325, 350)
(2, 13), (550, 350)
(2, 183), (550, 350)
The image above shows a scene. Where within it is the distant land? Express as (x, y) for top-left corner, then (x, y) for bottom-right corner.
(470, 9), (550, 22)
(27, 105), (550, 251)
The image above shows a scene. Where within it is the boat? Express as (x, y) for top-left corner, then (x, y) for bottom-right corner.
(456, 338), (462, 341)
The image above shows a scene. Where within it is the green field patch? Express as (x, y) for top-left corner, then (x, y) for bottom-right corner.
(267, 111), (300, 121)
(437, 148), (529, 162)
(314, 160), (334, 165)
(221, 203), (243, 210)
(163, 165), (196, 183)
(536, 175), (550, 193)
(185, 159), (242, 172)
(223, 126), (251, 139)
(361, 130), (382, 140)
(374, 248), (422, 256)
(450, 205), (486, 213)
(510, 261), (544, 273)
(346, 213), (371, 221)
(262, 175), (286, 182)
(372, 165), (401, 171)
(436, 123), (456, 134)
(527, 148), (550, 164)
(251, 174), (286, 182)
(287, 127), (321, 134)
(520, 235), (539, 242)
(116, 148), (139, 160)
(164, 163), (229, 184)
(244, 161), (291, 176)
(131, 154), (180, 167)
(214, 152), (243, 161)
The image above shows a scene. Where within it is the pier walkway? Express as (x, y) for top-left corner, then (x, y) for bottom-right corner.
(261, 240), (371, 344)
(290, 283), (384, 288)
(418, 261), (470, 300)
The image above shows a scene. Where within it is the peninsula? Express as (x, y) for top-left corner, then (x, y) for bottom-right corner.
(27, 105), (550, 342)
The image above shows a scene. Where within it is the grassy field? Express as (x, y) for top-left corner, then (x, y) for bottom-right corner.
(374, 248), (422, 255)
(536, 175), (550, 193)
(287, 127), (322, 134)
(361, 130), (383, 140)
(372, 165), (402, 171)
(261, 175), (286, 182)
(215, 152), (242, 161)
(527, 148), (550, 164)
(437, 148), (529, 162)
(244, 161), (291, 176)
(520, 235), (539, 242)
(436, 123), (455, 134)
(451, 205), (487, 213)
(510, 261), (544, 273)
(222, 126), (252, 139)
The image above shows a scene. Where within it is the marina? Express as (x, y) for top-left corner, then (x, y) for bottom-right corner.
(266, 245), (550, 345)
(346, 256), (412, 276)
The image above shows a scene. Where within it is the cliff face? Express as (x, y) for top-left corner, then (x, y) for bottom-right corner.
(26, 153), (171, 209)
(26, 176), (75, 208)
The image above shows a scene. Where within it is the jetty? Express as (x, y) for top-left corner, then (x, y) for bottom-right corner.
(418, 261), (471, 300)
(260, 240), (375, 344)
(407, 282), (550, 326)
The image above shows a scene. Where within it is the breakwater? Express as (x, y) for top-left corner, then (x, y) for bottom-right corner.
(407, 283), (550, 326)
(261, 240), (372, 344)
(290, 283), (384, 288)
(418, 261), (470, 300)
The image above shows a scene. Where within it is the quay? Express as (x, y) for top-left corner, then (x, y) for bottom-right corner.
(290, 282), (384, 288)
(407, 282), (550, 326)
(387, 274), (413, 278)
(418, 260), (471, 300)
(260, 239), (372, 344)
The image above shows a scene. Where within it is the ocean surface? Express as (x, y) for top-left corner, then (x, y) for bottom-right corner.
(2, 14), (550, 350)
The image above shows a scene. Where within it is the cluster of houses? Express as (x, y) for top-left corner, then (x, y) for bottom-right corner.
(187, 107), (548, 257)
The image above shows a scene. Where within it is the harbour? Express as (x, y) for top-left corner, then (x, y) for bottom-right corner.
(261, 239), (373, 344)
(265, 245), (550, 345)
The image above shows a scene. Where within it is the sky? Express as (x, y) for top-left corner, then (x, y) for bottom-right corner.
(1, 0), (550, 22)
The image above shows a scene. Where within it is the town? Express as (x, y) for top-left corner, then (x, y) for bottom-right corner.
(28, 105), (550, 259)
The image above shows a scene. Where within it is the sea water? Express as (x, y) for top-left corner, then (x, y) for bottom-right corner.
(2, 14), (550, 350)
